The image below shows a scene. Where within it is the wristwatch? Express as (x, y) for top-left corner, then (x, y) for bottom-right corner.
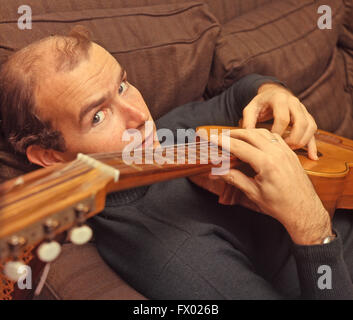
(322, 232), (337, 244)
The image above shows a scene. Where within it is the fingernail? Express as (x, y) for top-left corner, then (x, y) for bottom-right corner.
(311, 153), (318, 160)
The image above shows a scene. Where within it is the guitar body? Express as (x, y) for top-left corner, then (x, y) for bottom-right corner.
(197, 125), (353, 217)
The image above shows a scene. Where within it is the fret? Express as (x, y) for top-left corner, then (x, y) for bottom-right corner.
(0, 141), (235, 219)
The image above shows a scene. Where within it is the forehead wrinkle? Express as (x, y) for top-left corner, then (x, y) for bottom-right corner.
(35, 45), (119, 128)
(64, 49), (116, 101)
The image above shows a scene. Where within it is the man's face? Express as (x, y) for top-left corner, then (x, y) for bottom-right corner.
(34, 42), (156, 160)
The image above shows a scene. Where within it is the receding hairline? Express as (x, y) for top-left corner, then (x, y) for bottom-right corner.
(5, 28), (93, 78)
(0, 29), (94, 155)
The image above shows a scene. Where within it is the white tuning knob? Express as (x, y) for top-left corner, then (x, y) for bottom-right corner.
(69, 225), (93, 245)
(4, 261), (27, 281)
(37, 240), (61, 262)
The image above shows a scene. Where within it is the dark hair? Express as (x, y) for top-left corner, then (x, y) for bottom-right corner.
(0, 26), (92, 182)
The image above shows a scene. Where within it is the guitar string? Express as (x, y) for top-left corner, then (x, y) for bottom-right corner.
(0, 141), (232, 210)
(0, 143), (233, 261)
(0, 149), (230, 214)
(4, 140), (213, 192)
(23, 140), (227, 187)
(24, 140), (215, 187)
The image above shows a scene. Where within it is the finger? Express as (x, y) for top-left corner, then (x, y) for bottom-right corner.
(227, 128), (281, 152)
(230, 187), (242, 205)
(242, 99), (260, 129)
(271, 132), (303, 157)
(294, 110), (318, 160)
(219, 184), (239, 205)
(306, 136), (318, 160)
(209, 134), (265, 174)
(284, 102), (308, 148)
(196, 128), (209, 141)
(271, 103), (290, 135)
(220, 168), (259, 200)
(239, 193), (262, 213)
(296, 123), (317, 157)
(272, 132), (289, 147)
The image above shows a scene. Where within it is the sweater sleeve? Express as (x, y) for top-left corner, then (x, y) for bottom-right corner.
(292, 229), (353, 299)
(153, 74), (353, 299)
(156, 73), (286, 134)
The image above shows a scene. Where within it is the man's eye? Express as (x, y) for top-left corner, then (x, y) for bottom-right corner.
(119, 80), (128, 95)
(92, 110), (106, 125)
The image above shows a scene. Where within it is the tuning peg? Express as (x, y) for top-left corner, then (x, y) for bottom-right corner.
(4, 236), (28, 281)
(69, 225), (93, 245)
(4, 260), (27, 281)
(37, 240), (61, 262)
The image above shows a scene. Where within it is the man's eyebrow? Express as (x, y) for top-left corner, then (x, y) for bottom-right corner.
(78, 95), (109, 125)
(78, 67), (126, 125)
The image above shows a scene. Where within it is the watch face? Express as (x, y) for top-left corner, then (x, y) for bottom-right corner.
(323, 235), (336, 244)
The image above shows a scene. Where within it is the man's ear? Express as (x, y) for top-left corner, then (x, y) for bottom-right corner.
(26, 145), (66, 167)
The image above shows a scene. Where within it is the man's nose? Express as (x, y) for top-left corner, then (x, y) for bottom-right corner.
(120, 100), (149, 129)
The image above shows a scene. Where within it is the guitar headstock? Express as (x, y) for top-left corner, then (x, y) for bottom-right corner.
(0, 154), (117, 281)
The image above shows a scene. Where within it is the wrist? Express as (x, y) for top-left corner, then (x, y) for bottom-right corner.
(286, 209), (334, 246)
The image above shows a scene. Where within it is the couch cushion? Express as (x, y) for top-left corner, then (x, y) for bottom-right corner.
(34, 243), (146, 300)
(0, 2), (220, 119)
(339, 0), (353, 50)
(0, 0), (274, 26)
(206, 0), (351, 135)
(298, 48), (353, 138)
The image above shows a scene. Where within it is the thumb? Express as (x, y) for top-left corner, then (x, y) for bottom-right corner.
(239, 193), (262, 213)
(219, 168), (258, 201)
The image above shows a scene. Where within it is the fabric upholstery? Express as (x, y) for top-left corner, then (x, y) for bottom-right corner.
(0, 2), (220, 119)
(338, 0), (353, 137)
(339, 0), (353, 49)
(206, 0), (352, 136)
(298, 48), (353, 137)
(0, 0), (274, 26)
(33, 243), (146, 300)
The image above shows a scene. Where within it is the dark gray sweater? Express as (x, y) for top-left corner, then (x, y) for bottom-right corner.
(90, 74), (353, 299)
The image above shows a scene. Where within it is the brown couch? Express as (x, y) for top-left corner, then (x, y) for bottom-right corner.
(0, 0), (352, 299)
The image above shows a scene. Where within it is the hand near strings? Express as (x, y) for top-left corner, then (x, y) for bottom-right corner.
(206, 129), (333, 245)
(189, 83), (321, 230)
(242, 83), (318, 160)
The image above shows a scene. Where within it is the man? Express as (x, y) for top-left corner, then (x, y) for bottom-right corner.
(0, 29), (352, 299)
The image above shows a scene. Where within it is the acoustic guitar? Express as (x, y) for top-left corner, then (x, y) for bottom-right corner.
(0, 123), (352, 293)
